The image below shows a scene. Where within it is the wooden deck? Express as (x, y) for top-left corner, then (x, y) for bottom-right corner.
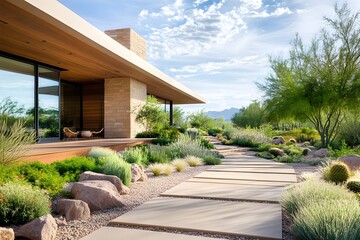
(22, 138), (152, 164)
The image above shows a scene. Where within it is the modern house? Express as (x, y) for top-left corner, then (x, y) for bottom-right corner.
(0, 0), (204, 140)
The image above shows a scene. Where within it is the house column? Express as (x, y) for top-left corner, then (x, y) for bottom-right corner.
(104, 78), (146, 138)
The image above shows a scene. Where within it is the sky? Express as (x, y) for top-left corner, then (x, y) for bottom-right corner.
(59, 0), (360, 113)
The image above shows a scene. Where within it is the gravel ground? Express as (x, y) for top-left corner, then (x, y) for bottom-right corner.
(55, 152), (318, 240)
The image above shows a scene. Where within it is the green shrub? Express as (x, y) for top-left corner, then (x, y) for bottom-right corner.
(123, 147), (148, 166)
(51, 157), (100, 182)
(347, 179), (360, 193)
(44, 128), (59, 138)
(148, 145), (170, 163)
(151, 138), (172, 146)
(135, 131), (160, 138)
(0, 165), (19, 185)
(276, 155), (296, 163)
(231, 128), (271, 148)
(328, 161), (351, 184)
(208, 128), (223, 136)
(159, 126), (180, 141)
(292, 200), (360, 240)
(254, 143), (273, 152)
(171, 159), (188, 172)
(203, 155), (221, 165)
(338, 119), (360, 147)
(185, 155), (204, 167)
(101, 154), (132, 187)
(0, 119), (36, 166)
(88, 147), (118, 162)
(167, 134), (213, 159)
(199, 138), (215, 149)
(256, 152), (275, 159)
(282, 145), (303, 156)
(281, 180), (356, 215)
(148, 163), (163, 176)
(0, 181), (50, 225)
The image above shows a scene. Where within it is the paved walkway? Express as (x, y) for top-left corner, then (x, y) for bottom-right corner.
(81, 138), (296, 240)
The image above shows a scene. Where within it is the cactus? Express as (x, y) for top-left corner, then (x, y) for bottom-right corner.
(289, 138), (297, 144)
(328, 162), (351, 184)
(346, 180), (360, 193)
(302, 148), (311, 156)
(269, 148), (285, 157)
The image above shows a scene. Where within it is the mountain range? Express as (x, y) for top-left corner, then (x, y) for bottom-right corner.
(205, 107), (240, 121)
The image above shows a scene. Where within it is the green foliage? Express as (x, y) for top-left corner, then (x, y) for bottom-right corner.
(135, 131), (160, 138)
(292, 200), (360, 240)
(281, 180), (356, 216)
(231, 101), (266, 128)
(151, 138), (172, 146)
(208, 128), (223, 136)
(203, 155), (221, 165)
(88, 147), (118, 162)
(256, 152), (275, 159)
(135, 96), (168, 132)
(282, 145), (303, 157)
(171, 159), (188, 172)
(230, 128), (271, 148)
(268, 148), (284, 157)
(52, 157), (100, 182)
(101, 154), (132, 187)
(199, 137), (215, 149)
(167, 134), (213, 159)
(253, 143), (273, 152)
(347, 180), (360, 193)
(185, 155), (204, 167)
(338, 114), (360, 147)
(330, 140), (360, 158)
(148, 145), (170, 163)
(186, 110), (215, 130)
(123, 147), (148, 166)
(0, 181), (50, 225)
(0, 119), (36, 166)
(159, 126), (180, 141)
(258, 4), (360, 148)
(328, 161), (351, 184)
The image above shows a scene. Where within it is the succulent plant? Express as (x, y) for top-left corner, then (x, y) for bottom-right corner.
(346, 180), (360, 193)
(269, 147), (285, 157)
(328, 161), (351, 184)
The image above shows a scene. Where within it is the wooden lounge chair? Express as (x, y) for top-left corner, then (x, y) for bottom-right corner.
(63, 127), (79, 140)
(91, 128), (104, 138)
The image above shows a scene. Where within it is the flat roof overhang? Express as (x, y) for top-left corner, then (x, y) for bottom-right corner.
(0, 0), (205, 104)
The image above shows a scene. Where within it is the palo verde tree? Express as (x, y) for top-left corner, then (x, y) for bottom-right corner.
(258, 3), (360, 148)
(231, 100), (266, 128)
(135, 95), (168, 131)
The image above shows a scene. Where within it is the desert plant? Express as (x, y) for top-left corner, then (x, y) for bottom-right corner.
(167, 134), (212, 159)
(123, 147), (148, 166)
(269, 148), (284, 157)
(88, 147), (118, 162)
(148, 163), (163, 176)
(101, 154), (132, 187)
(148, 145), (170, 163)
(185, 155), (203, 167)
(0, 181), (50, 225)
(328, 161), (351, 184)
(256, 152), (275, 159)
(292, 200), (360, 240)
(163, 164), (174, 176)
(171, 159), (188, 172)
(0, 119), (35, 166)
(231, 128), (271, 147)
(135, 131), (160, 138)
(302, 148), (311, 156)
(346, 177), (360, 193)
(203, 155), (221, 165)
(281, 180), (356, 215)
(289, 138), (297, 144)
(199, 137), (215, 149)
(151, 138), (172, 146)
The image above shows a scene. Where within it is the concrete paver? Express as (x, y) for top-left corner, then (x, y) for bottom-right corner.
(80, 227), (224, 240)
(161, 181), (284, 202)
(208, 166), (295, 174)
(187, 177), (293, 186)
(110, 197), (282, 240)
(194, 171), (297, 183)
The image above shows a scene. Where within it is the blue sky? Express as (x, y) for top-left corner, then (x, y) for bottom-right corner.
(59, 0), (360, 113)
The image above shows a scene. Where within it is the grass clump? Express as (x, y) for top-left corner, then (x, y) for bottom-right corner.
(167, 134), (212, 159)
(123, 147), (148, 166)
(292, 200), (360, 240)
(163, 164), (175, 176)
(185, 155), (204, 167)
(0, 181), (50, 225)
(101, 154), (132, 187)
(203, 155), (221, 165)
(171, 159), (188, 172)
(88, 147), (117, 161)
(148, 145), (170, 163)
(281, 180), (356, 215)
(148, 163), (164, 176)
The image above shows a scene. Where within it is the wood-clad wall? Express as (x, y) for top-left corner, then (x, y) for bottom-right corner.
(82, 82), (104, 131)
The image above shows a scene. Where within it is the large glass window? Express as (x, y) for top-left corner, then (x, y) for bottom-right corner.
(0, 56), (35, 130)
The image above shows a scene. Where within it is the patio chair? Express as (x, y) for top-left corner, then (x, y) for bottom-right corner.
(91, 128), (104, 138)
(63, 127), (79, 140)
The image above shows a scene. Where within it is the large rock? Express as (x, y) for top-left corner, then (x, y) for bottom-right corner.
(56, 199), (90, 221)
(313, 148), (330, 158)
(338, 154), (360, 170)
(17, 214), (57, 240)
(272, 136), (285, 145)
(0, 227), (14, 240)
(131, 164), (147, 182)
(71, 180), (125, 211)
(79, 171), (129, 195)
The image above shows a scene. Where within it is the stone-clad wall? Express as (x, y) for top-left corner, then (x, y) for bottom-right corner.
(104, 78), (146, 138)
(105, 28), (147, 60)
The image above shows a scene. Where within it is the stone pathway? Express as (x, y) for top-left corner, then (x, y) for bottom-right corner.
(81, 138), (296, 240)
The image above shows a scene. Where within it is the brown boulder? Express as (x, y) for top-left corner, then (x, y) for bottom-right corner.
(131, 164), (147, 182)
(313, 148), (330, 158)
(56, 199), (90, 221)
(0, 227), (14, 240)
(272, 136), (285, 145)
(79, 171), (129, 195)
(338, 154), (360, 170)
(71, 180), (124, 211)
(17, 214), (57, 240)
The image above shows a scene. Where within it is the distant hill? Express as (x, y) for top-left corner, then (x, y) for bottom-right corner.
(205, 108), (240, 121)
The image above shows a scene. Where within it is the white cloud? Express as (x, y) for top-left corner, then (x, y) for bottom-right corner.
(240, 0), (262, 10)
(249, 7), (293, 18)
(193, 0), (209, 7)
